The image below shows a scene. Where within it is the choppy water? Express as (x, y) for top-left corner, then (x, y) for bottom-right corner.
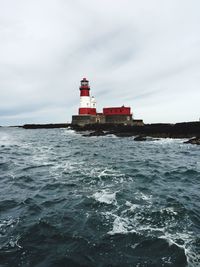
(0, 127), (200, 267)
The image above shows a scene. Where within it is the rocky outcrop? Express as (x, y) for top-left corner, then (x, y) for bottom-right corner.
(82, 130), (107, 137)
(113, 132), (135, 137)
(71, 121), (200, 139)
(184, 137), (200, 145)
(22, 123), (70, 129)
(21, 121), (200, 139)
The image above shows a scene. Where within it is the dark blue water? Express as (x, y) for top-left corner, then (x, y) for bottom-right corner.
(0, 127), (200, 267)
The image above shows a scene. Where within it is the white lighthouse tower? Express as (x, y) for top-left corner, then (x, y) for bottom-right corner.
(79, 78), (96, 115)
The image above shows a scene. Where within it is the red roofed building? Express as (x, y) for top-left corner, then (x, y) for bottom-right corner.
(72, 78), (143, 126)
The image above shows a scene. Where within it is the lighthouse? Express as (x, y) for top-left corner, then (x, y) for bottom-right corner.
(72, 77), (143, 126)
(79, 78), (96, 115)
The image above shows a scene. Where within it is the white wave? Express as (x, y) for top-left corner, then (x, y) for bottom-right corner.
(155, 138), (186, 145)
(9, 235), (22, 249)
(103, 134), (118, 138)
(137, 225), (165, 234)
(80, 167), (125, 182)
(96, 168), (124, 179)
(0, 218), (20, 249)
(62, 128), (75, 135)
(92, 189), (117, 205)
(106, 212), (198, 266)
(130, 243), (139, 249)
(159, 231), (199, 267)
(103, 205), (198, 267)
(101, 211), (136, 235)
(160, 207), (178, 216)
(134, 192), (152, 202)
(125, 201), (140, 212)
(49, 160), (86, 179)
(0, 218), (19, 230)
(108, 215), (132, 235)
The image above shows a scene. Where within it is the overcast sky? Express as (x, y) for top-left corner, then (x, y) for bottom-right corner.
(1, 0), (200, 125)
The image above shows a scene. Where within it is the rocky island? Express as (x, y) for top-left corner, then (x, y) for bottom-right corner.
(20, 121), (200, 144)
(71, 121), (200, 138)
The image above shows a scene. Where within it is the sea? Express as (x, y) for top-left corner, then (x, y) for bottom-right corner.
(0, 127), (200, 267)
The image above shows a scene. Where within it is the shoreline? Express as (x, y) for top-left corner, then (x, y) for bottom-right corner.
(5, 121), (199, 140)
(0, 122), (199, 144)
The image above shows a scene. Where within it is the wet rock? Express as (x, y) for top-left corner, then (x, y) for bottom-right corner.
(114, 132), (134, 137)
(184, 137), (200, 145)
(21, 121), (200, 139)
(134, 135), (147, 141)
(23, 123), (70, 129)
(72, 121), (200, 139)
(83, 130), (107, 137)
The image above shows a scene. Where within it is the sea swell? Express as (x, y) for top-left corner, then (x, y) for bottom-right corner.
(0, 127), (200, 266)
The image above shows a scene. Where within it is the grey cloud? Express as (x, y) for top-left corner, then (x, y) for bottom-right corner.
(124, 89), (161, 101)
(0, 0), (200, 125)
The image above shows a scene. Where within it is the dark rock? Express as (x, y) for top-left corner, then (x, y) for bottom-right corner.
(113, 132), (134, 137)
(134, 135), (147, 141)
(22, 123), (71, 129)
(18, 121), (200, 139)
(83, 130), (107, 137)
(71, 121), (200, 139)
(184, 137), (200, 145)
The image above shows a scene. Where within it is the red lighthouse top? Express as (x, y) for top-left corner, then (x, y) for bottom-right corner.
(80, 77), (90, 96)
